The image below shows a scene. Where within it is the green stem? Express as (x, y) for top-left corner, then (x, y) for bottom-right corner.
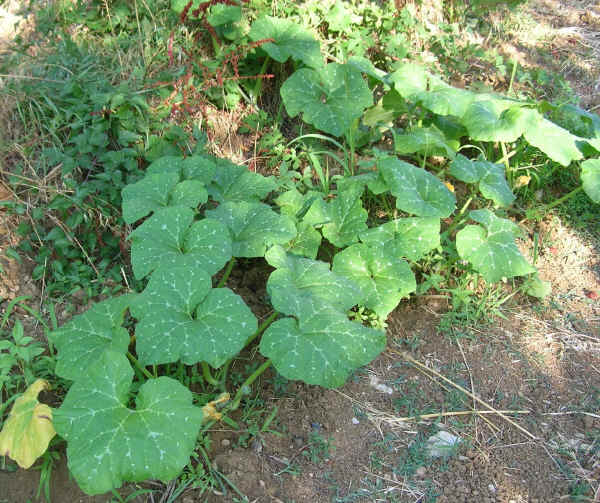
(230, 359), (272, 411)
(245, 311), (278, 347)
(201, 361), (221, 387)
(442, 195), (473, 239)
(525, 185), (584, 221)
(508, 59), (518, 97)
(217, 257), (236, 288)
(253, 55), (270, 101)
(127, 352), (153, 380)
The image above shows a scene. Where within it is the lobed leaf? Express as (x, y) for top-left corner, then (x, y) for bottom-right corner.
(51, 295), (133, 381)
(54, 352), (203, 495)
(207, 159), (276, 203)
(359, 217), (440, 262)
(393, 126), (457, 158)
(259, 299), (386, 388)
(265, 246), (363, 316)
(332, 243), (416, 318)
(450, 154), (515, 207)
(456, 209), (535, 283)
(206, 202), (296, 258)
(322, 184), (368, 247)
(378, 156), (456, 218)
(129, 207), (232, 279)
(280, 63), (373, 137)
(249, 16), (322, 68)
(122, 171), (180, 224)
(131, 265), (257, 367)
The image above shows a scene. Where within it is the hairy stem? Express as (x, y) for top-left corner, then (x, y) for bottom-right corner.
(127, 352), (153, 380)
(245, 311), (278, 347)
(217, 257), (236, 288)
(201, 361), (222, 387)
(230, 359), (272, 411)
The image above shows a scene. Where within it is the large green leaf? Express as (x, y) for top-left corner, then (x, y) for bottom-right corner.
(450, 154), (515, 207)
(54, 352), (203, 495)
(415, 84), (475, 118)
(146, 155), (216, 185)
(280, 63), (373, 137)
(322, 184), (368, 247)
(122, 171), (208, 224)
(456, 209), (535, 283)
(249, 16), (322, 68)
(265, 246), (363, 316)
(359, 217), (440, 261)
(131, 265), (256, 367)
(393, 126), (457, 158)
(260, 299), (386, 388)
(51, 296), (132, 381)
(207, 159), (276, 203)
(389, 63), (430, 99)
(129, 207), (232, 279)
(332, 243), (416, 318)
(287, 221), (322, 259)
(461, 101), (528, 142)
(122, 172), (180, 224)
(378, 157), (456, 218)
(520, 109), (584, 166)
(206, 202), (296, 258)
(581, 159), (600, 203)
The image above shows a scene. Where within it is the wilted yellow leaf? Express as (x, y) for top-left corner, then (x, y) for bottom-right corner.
(0, 379), (56, 468)
(444, 181), (455, 193)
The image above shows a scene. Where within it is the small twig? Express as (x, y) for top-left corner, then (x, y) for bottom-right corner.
(543, 411), (600, 419)
(395, 350), (538, 440)
(0, 74), (66, 83)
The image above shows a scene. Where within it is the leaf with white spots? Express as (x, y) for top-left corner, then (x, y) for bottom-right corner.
(450, 154), (515, 207)
(332, 243), (416, 318)
(286, 221), (322, 259)
(168, 180), (208, 209)
(129, 207), (232, 279)
(389, 63), (430, 100)
(456, 209), (535, 283)
(146, 156), (185, 177)
(259, 299), (385, 388)
(280, 63), (373, 137)
(415, 84), (475, 118)
(54, 351), (203, 495)
(249, 16), (322, 68)
(206, 202), (296, 258)
(208, 159), (276, 203)
(581, 158), (600, 203)
(265, 246), (363, 316)
(51, 295), (133, 381)
(322, 184), (368, 247)
(121, 172), (180, 224)
(182, 155), (217, 184)
(359, 217), (440, 262)
(131, 265), (257, 367)
(378, 156), (456, 218)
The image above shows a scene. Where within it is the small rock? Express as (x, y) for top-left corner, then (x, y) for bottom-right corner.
(426, 431), (461, 458)
(292, 435), (304, 448)
(259, 479), (265, 488)
(352, 417), (360, 425)
(221, 439), (230, 448)
(415, 466), (427, 478)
